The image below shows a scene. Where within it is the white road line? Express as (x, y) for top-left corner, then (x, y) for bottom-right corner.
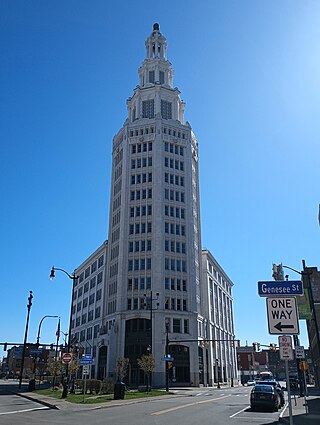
(0, 407), (49, 416)
(279, 402), (289, 418)
(151, 394), (231, 416)
(229, 405), (250, 418)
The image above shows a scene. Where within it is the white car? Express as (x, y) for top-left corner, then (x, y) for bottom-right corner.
(247, 380), (256, 386)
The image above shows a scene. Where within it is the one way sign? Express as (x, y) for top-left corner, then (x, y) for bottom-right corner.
(266, 297), (299, 335)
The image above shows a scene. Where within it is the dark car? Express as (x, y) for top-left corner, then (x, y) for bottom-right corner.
(250, 384), (280, 411)
(255, 379), (285, 407)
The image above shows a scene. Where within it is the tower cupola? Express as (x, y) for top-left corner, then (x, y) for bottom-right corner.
(138, 23), (173, 88)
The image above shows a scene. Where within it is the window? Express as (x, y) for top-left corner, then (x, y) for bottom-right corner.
(142, 100), (154, 118)
(97, 272), (103, 284)
(95, 306), (101, 319)
(149, 70), (155, 83)
(161, 100), (172, 119)
(84, 282), (89, 293)
(184, 319), (189, 333)
(165, 277), (170, 289)
(159, 71), (165, 84)
(86, 327), (92, 340)
(147, 258), (151, 270)
(91, 261), (97, 273)
(96, 289), (102, 301)
(90, 277), (96, 289)
(146, 277), (151, 289)
(93, 324), (99, 338)
(89, 294), (95, 305)
(80, 330), (85, 342)
(85, 267), (90, 278)
(173, 319), (181, 333)
(83, 298), (88, 308)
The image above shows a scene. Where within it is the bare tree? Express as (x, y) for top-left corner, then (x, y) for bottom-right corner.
(116, 357), (130, 382)
(137, 354), (155, 392)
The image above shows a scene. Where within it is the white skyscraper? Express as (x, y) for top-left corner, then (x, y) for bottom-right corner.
(71, 24), (237, 388)
(102, 23), (202, 386)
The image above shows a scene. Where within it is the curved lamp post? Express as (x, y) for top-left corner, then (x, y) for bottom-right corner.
(36, 315), (59, 345)
(50, 266), (78, 398)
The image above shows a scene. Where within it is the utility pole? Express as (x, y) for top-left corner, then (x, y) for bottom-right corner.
(19, 291), (33, 389)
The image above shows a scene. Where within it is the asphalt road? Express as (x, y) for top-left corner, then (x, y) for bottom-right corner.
(0, 384), (286, 425)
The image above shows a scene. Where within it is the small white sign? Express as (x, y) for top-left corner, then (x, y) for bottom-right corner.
(82, 365), (89, 375)
(266, 297), (299, 335)
(279, 335), (294, 360)
(295, 346), (305, 359)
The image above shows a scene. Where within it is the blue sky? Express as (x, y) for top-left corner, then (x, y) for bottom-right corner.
(1, 0), (320, 359)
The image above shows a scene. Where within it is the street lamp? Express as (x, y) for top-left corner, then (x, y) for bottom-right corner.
(165, 321), (170, 392)
(143, 291), (159, 354)
(36, 315), (59, 345)
(49, 266), (78, 398)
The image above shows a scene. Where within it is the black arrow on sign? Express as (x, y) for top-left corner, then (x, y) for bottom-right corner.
(274, 322), (295, 332)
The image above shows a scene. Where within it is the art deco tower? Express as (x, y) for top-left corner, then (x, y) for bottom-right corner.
(104, 24), (202, 386)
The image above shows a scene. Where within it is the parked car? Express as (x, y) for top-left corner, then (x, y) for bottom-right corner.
(255, 379), (285, 407)
(250, 384), (280, 411)
(247, 380), (256, 386)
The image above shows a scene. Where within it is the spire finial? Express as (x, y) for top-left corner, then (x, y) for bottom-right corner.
(153, 23), (159, 31)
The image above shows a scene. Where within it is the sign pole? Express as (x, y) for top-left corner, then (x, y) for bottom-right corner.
(285, 359), (293, 425)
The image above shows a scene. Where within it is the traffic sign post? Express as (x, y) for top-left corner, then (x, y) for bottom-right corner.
(79, 359), (93, 365)
(62, 353), (72, 364)
(82, 365), (90, 375)
(266, 297), (299, 335)
(296, 346), (305, 359)
(279, 335), (294, 361)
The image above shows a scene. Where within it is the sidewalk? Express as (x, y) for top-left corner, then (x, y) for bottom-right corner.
(7, 382), (193, 411)
(280, 388), (320, 424)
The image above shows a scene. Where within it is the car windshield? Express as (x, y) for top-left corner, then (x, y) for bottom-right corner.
(256, 380), (277, 387)
(254, 385), (273, 392)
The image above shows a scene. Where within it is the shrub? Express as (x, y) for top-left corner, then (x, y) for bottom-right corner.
(100, 378), (114, 394)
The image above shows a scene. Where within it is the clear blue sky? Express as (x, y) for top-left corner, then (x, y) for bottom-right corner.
(1, 0), (320, 359)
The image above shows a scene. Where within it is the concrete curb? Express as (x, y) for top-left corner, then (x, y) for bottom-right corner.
(12, 391), (59, 410)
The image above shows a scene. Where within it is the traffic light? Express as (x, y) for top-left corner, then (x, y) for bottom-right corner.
(50, 344), (54, 350)
(272, 263), (284, 281)
(212, 340), (215, 348)
(3, 343), (7, 351)
(237, 340), (241, 349)
(257, 343), (261, 351)
(167, 361), (173, 369)
(270, 343), (273, 351)
(252, 343), (256, 352)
